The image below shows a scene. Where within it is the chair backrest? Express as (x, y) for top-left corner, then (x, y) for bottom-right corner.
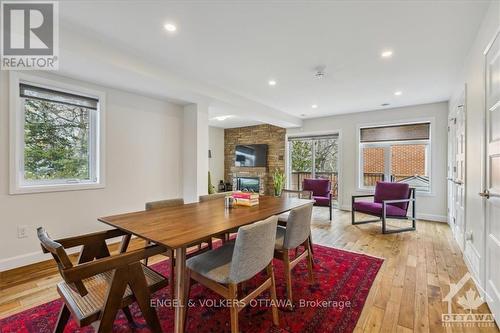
(229, 216), (278, 283)
(37, 227), (88, 296)
(281, 189), (313, 200)
(283, 203), (314, 249)
(302, 178), (331, 197)
(374, 181), (411, 210)
(199, 191), (235, 202)
(145, 198), (184, 211)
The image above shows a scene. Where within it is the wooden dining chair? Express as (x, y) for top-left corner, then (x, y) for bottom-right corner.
(37, 227), (167, 333)
(274, 203), (314, 309)
(279, 189), (315, 255)
(184, 216), (280, 333)
(144, 198), (211, 297)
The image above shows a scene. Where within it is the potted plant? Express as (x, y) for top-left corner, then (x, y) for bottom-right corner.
(208, 171), (216, 194)
(272, 168), (286, 196)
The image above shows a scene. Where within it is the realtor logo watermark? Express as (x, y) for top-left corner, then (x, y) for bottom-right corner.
(1, 1), (59, 70)
(442, 272), (495, 328)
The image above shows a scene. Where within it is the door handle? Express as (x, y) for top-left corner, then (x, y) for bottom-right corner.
(479, 190), (490, 199)
(454, 179), (464, 185)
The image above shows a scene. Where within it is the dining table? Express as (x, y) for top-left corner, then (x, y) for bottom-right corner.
(98, 195), (313, 333)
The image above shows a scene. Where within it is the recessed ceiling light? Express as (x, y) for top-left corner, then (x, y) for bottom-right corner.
(164, 23), (177, 32)
(213, 115), (232, 121)
(381, 50), (393, 58)
(268, 80), (277, 86)
(311, 104), (318, 109)
(394, 91), (402, 96)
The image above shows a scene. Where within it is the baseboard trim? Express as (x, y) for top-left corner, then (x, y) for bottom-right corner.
(0, 246), (86, 272)
(339, 205), (447, 223)
(0, 236), (135, 272)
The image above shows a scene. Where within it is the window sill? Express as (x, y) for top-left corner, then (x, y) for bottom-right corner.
(10, 182), (105, 195)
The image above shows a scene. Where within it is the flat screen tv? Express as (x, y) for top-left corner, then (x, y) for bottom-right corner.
(235, 144), (268, 167)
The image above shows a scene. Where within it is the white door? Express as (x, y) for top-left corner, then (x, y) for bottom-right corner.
(448, 115), (457, 233)
(447, 98), (466, 251)
(484, 30), (500, 323)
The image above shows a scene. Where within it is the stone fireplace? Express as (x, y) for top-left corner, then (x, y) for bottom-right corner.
(225, 124), (286, 195)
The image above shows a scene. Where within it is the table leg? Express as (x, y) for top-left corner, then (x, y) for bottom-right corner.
(174, 247), (187, 333)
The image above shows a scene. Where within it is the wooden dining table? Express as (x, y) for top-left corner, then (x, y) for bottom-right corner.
(98, 195), (313, 333)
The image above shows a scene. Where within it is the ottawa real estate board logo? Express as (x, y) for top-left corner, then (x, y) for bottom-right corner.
(1, 1), (59, 70)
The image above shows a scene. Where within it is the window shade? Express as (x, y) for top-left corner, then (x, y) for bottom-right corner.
(360, 123), (430, 143)
(288, 134), (339, 141)
(20, 83), (99, 110)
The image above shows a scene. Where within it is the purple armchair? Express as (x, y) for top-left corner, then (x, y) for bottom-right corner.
(352, 181), (416, 234)
(303, 178), (333, 220)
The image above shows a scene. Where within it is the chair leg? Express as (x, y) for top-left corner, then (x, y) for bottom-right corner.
(308, 233), (314, 256)
(128, 262), (162, 333)
(306, 239), (314, 283)
(266, 264), (280, 326)
(183, 269), (192, 329)
(53, 304), (70, 333)
(382, 215), (387, 234)
(97, 267), (129, 333)
(282, 250), (293, 309)
(228, 283), (239, 333)
(329, 202), (332, 220)
(122, 306), (135, 327)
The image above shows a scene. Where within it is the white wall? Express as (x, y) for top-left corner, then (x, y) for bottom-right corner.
(182, 103), (209, 203)
(0, 71), (184, 270)
(209, 127), (225, 186)
(450, 0), (499, 287)
(287, 102), (449, 222)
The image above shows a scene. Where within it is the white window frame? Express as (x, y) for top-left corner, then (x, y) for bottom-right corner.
(356, 119), (434, 196)
(9, 72), (106, 194)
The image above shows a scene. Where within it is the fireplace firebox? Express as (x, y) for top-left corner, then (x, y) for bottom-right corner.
(236, 177), (260, 193)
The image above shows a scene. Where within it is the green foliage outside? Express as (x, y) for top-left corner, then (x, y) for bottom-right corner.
(24, 98), (90, 181)
(290, 138), (338, 173)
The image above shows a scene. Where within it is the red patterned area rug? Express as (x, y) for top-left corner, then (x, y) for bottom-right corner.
(0, 245), (383, 333)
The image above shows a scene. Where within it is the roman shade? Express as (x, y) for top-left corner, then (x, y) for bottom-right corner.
(360, 122), (430, 143)
(20, 83), (99, 110)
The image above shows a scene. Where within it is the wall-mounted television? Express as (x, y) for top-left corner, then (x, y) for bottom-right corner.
(235, 144), (268, 167)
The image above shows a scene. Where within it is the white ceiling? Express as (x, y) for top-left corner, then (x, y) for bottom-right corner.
(59, 1), (489, 128)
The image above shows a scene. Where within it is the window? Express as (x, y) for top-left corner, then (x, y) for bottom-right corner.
(287, 134), (339, 201)
(359, 122), (431, 192)
(10, 73), (105, 193)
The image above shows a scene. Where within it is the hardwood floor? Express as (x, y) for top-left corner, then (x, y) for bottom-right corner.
(0, 207), (498, 332)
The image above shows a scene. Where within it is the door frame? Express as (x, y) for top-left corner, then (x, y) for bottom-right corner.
(285, 129), (343, 209)
(481, 28), (500, 322)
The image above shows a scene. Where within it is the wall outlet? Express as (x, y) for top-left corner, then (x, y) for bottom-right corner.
(17, 225), (28, 238)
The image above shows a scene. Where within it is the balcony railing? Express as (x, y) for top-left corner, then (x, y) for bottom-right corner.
(290, 171), (339, 198)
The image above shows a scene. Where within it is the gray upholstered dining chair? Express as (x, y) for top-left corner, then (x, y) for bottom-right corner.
(144, 198), (211, 297)
(278, 189), (315, 255)
(274, 203), (314, 308)
(185, 216), (280, 333)
(278, 189), (313, 222)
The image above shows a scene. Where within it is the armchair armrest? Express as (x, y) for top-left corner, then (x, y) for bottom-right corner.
(52, 229), (127, 250)
(352, 194), (375, 200)
(62, 244), (166, 283)
(382, 198), (415, 204)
